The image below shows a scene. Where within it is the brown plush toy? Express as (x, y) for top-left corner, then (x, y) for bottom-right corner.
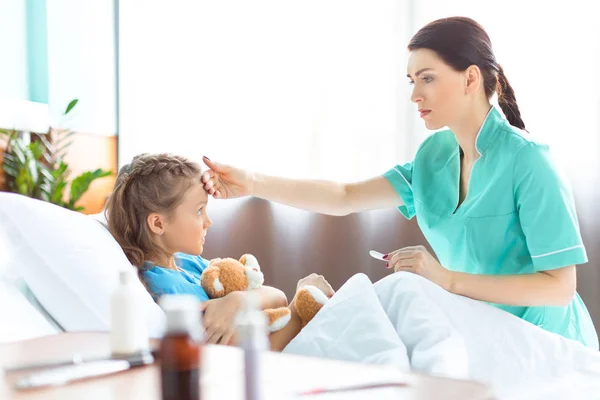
(200, 254), (328, 332)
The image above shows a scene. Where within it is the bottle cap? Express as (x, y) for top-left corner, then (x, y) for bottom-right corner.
(159, 295), (203, 335)
(236, 292), (268, 350)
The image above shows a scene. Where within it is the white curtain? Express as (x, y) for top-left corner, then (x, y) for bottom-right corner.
(119, 1), (600, 184)
(411, 1), (600, 181)
(118, 0), (414, 181)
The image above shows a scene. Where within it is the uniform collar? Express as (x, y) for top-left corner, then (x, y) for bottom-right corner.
(472, 106), (505, 155)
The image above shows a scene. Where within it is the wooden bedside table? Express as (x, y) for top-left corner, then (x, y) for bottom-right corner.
(1, 332), (495, 399)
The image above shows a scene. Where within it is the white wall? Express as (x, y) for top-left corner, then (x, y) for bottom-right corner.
(0, 0), (28, 102)
(46, 0), (116, 135)
(118, 0), (409, 179)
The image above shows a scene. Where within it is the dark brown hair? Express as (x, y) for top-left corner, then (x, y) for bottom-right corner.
(408, 16), (525, 130)
(105, 153), (203, 271)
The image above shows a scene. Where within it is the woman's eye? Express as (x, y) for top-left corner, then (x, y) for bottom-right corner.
(408, 80), (415, 85)
(422, 76), (433, 83)
(197, 208), (203, 214)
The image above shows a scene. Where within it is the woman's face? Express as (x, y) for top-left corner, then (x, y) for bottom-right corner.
(407, 48), (470, 131)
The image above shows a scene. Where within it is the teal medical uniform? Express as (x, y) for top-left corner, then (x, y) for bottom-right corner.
(383, 106), (598, 349)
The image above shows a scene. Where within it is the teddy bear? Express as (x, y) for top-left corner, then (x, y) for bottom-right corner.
(200, 254), (329, 332)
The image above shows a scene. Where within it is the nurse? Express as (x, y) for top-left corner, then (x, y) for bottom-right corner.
(200, 17), (598, 349)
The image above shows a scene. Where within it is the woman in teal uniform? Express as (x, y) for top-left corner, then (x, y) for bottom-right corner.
(200, 17), (598, 349)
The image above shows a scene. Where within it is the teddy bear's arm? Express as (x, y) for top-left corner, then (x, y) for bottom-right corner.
(200, 266), (225, 298)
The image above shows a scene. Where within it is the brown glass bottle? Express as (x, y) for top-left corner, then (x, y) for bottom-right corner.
(159, 295), (203, 400)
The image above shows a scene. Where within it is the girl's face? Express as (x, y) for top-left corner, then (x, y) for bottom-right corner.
(407, 48), (471, 131)
(160, 181), (212, 256)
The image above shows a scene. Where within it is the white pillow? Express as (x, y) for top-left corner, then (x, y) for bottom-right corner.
(283, 273), (410, 370)
(0, 193), (165, 337)
(0, 278), (58, 343)
(374, 272), (600, 399)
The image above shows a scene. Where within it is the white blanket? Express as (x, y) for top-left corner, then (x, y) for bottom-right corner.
(284, 272), (600, 400)
(284, 273), (410, 369)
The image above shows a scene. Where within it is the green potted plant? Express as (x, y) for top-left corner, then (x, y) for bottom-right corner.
(0, 99), (112, 212)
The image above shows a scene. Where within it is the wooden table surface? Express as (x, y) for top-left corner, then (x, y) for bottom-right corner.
(0, 332), (496, 399)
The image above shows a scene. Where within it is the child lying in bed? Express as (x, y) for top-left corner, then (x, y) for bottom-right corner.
(104, 153), (334, 351)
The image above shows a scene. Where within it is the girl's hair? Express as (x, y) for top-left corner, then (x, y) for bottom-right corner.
(408, 16), (526, 131)
(105, 153), (203, 272)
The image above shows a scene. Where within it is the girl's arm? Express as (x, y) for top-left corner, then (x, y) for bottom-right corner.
(202, 286), (287, 345)
(249, 285), (288, 309)
(268, 301), (302, 352)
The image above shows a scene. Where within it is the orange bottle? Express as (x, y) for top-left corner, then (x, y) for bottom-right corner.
(159, 295), (203, 400)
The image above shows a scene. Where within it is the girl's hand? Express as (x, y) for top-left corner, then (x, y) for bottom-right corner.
(296, 273), (335, 298)
(201, 157), (252, 199)
(386, 245), (453, 291)
(201, 291), (244, 345)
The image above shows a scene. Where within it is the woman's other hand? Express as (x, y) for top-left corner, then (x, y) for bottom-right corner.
(385, 245), (453, 291)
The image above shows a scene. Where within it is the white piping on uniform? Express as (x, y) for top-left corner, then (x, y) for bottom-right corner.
(454, 107), (492, 212)
(397, 167), (413, 190)
(531, 244), (584, 259)
(473, 106), (494, 157)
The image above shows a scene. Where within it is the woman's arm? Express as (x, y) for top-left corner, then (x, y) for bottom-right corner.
(250, 174), (402, 216)
(201, 158), (403, 216)
(448, 266), (577, 307)
(388, 246), (576, 307)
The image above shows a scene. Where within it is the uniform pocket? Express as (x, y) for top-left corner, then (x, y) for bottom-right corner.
(464, 212), (525, 274)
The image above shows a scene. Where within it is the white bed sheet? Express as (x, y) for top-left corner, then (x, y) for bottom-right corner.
(286, 272), (600, 400)
(283, 273), (410, 369)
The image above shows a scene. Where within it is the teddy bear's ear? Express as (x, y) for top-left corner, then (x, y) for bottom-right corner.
(200, 266), (225, 298)
(245, 266), (264, 290)
(240, 254), (260, 269)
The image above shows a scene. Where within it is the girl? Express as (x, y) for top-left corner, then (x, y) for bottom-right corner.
(200, 17), (598, 349)
(105, 153), (334, 350)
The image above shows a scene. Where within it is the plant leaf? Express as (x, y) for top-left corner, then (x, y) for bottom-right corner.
(53, 129), (74, 145)
(65, 99), (78, 115)
(51, 181), (67, 204)
(69, 169), (112, 206)
(11, 139), (28, 165)
(38, 134), (55, 154)
(2, 164), (17, 177)
(39, 164), (55, 183)
(29, 141), (44, 160)
(3, 153), (16, 172)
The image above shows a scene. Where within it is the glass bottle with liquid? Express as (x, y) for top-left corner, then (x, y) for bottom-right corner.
(159, 295), (203, 400)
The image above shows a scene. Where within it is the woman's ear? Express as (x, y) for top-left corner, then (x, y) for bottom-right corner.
(147, 213), (165, 236)
(464, 65), (482, 94)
